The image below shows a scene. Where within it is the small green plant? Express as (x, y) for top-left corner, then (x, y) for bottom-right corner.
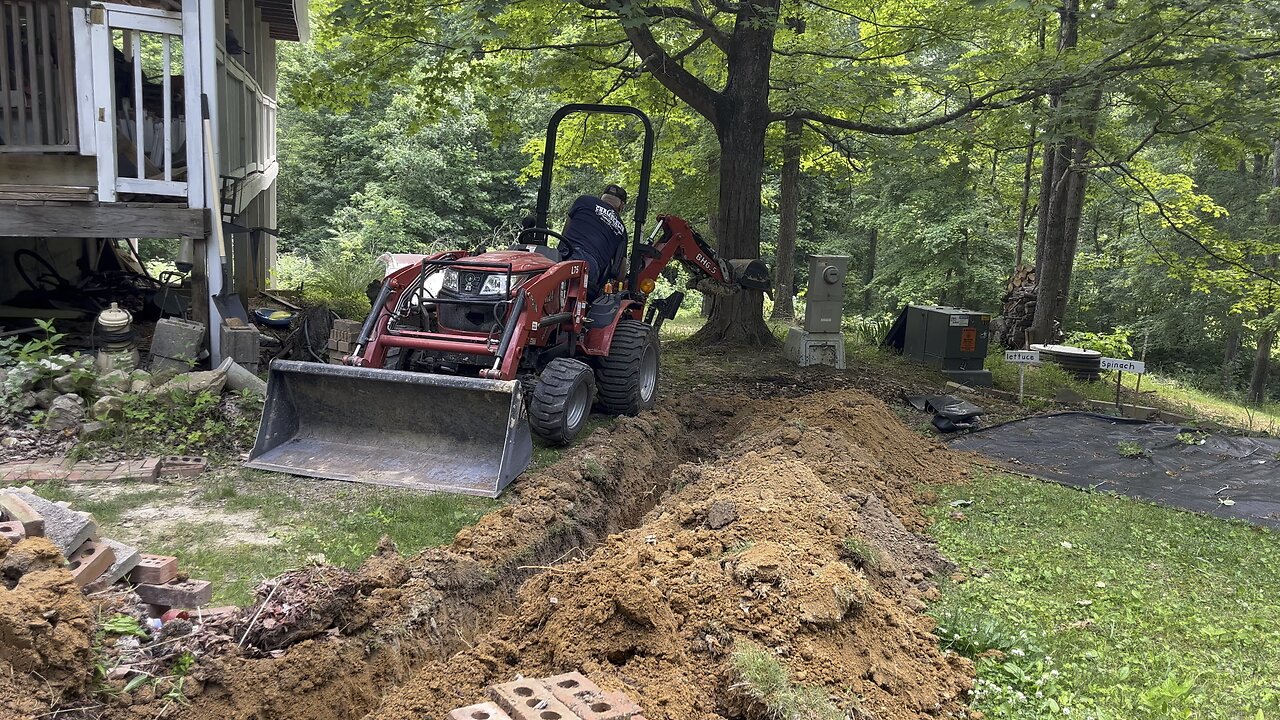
(931, 606), (1040, 659)
(19, 318), (66, 362)
(1117, 441), (1149, 458)
(582, 458), (606, 482)
(730, 642), (843, 720)
(839, 536), (882, 571)
(101, 614), (149, 638)
(1175, 431), (1205, 446)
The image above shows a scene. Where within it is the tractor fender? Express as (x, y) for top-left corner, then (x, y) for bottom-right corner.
(579, 297), (646, 356)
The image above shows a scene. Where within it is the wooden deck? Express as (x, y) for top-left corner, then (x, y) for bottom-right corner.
(0, 197), (206, 237)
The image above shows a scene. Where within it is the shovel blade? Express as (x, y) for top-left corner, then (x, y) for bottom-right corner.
(247, 360), (531, 497)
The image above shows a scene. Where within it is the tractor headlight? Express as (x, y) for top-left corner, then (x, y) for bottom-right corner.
(480, 274), (510, 296)
(441, 268), (459, 292)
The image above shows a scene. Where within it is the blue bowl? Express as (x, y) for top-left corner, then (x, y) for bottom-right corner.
(254, 308), (295, 328)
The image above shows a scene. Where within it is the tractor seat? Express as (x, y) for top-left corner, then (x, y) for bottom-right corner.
(508, 243), (561, 262)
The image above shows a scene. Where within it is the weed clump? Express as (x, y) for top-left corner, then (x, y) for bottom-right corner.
(729, 642), (844, 720)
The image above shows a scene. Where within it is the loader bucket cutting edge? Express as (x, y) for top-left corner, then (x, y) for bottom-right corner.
(247, 360), (532, 498)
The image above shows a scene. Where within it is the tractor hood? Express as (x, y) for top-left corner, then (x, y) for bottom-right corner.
(472, 249), (558, 274)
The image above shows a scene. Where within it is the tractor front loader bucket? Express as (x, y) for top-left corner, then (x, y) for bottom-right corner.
(247, 360), (532, 498)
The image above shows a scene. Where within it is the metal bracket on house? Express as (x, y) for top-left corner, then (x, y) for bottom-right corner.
(0, 0), (307, 362)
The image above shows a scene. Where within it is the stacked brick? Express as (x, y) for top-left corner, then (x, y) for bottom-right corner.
(0, 488), (211, 608)
(0, 456), (206, 484)
(449, 673), (645, 720)
(327, 319), (364, 364)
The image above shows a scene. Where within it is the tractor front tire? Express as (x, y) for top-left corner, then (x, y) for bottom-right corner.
(595, 319), (659, 415)
(529, 358), (596, 445)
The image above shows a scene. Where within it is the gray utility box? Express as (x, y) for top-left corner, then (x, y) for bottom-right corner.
(787, 255), (850, 369)
(902, 304), (992, 386)
(802, 255), (850, 332)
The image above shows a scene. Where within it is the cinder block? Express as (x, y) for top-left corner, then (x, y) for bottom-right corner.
(158, 456), (208, 478)
(488, 680), (576, 720)
(8, 492), (93, 553)
(68, 540), (117, 589)
(0, 520), (25, 544)
(134, 578), (212, 608)
(130, 554), (179, 585)
(0, 493), (44, 536)
(449, 701), (514, 720)
(149, 318), (206, 373)
(221, 321), (261, 374)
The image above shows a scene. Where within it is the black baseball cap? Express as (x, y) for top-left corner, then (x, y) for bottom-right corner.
(602, 184), (627, 204)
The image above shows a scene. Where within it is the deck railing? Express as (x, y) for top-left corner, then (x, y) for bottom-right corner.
(0, 0), (77, 151)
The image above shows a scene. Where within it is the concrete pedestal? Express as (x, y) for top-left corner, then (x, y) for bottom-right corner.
(785, 327), (846, 369)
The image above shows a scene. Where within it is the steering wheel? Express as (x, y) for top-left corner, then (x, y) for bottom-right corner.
(516, 226), (572, 251)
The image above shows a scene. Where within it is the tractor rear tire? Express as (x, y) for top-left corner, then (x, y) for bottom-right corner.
(594, 319), (659, 415)
(529, 358), (596, 445)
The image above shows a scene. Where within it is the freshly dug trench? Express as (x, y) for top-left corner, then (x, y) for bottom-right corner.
(78, 403), (722, 720)
(367, 391), (974, 720)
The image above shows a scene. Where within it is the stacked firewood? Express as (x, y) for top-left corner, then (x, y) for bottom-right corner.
(997, 265), (1037, 349)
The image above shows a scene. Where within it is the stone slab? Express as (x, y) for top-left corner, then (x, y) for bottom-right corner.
(90, 537), (142, 588)
(12, 491), (96, 554)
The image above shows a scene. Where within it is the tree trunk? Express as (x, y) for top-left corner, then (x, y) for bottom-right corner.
(1031, 0), (1103, 344)
(1247, 140), (1279, 404)
(862, 227), (878, 313)
(690, 0), (780, 346)
(771, 117), (802, 320)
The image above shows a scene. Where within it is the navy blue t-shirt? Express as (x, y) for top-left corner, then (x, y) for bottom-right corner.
(562, 195), (627, 288)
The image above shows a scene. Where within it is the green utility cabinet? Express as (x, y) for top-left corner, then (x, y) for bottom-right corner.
(902, 304), (992, 386)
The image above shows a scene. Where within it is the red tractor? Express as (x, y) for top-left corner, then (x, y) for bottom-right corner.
(249, 105), (769, 496)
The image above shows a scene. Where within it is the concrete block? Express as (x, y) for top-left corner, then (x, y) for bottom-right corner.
(449, 701), (514, 720)
(134, 578), (212, 608)
(68, 540), (117, 588)
(0, 520), (25, 544)
(220, 321), (261, 374)
(10, 492), (94, 553)
(91, 538), (142, 588)
(0, 492), (45, 536)
(784, 327), (847, 370)
(130, 554), (179, 585)
(149, 318), (206, 373)
(488, 679), (576, 720)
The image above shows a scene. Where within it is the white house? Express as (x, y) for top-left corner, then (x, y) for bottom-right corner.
(0, 0), (307, 361)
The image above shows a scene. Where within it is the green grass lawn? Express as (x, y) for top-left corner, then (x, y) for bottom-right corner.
(36, 471), (495, 605)
(927, 472), (1280, 720)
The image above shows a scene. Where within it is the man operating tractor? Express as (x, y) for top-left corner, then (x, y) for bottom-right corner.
(560, 183), (629, 299)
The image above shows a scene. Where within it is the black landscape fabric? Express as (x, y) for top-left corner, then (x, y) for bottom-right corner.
(948, 412), (1280, 529)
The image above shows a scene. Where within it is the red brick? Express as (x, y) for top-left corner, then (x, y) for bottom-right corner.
(0, 521), (24, 545)
(488, 680), (576, 720)
(115, 459), (161, 481)
(68, 540), (117, 589)
(449, 701), (513, 720)
(130, 554), (179, 585)
(544, 674), (640, 720)
(134, 579), (212, 608)
(0, 493), (44, 536)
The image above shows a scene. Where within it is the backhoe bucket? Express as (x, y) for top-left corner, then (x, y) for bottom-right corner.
(247, 360), (531, 497)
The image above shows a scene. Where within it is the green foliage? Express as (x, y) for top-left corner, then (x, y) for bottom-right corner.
(1064, 329), (1134, 359)
(299, 246), (382, 320)
(928, 472), (1280, 719)
(76, 390), (260, 461)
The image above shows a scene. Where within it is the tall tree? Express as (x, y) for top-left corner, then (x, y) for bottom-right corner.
(771, 116), (802, 320)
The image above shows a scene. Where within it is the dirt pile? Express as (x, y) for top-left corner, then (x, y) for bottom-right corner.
(0, 537), (95, 717)
(370, 390), (972, 720)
